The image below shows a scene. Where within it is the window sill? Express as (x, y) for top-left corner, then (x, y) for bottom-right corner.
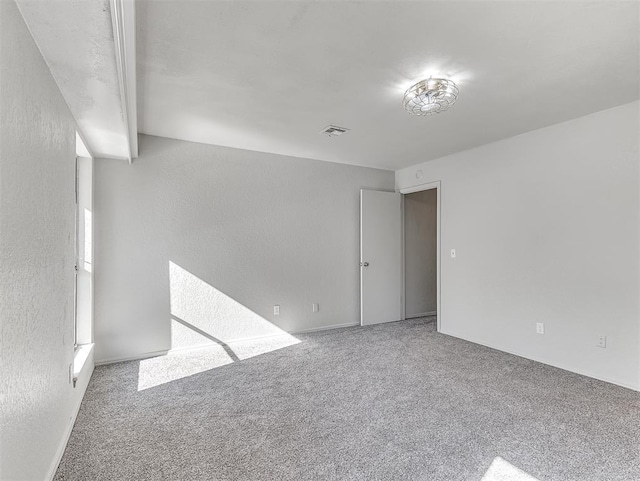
(73, 343), (94, 387)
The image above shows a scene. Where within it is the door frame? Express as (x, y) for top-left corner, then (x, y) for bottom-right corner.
(400, 181), (441, 332)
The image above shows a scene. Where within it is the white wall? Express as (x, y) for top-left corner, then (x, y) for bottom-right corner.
(94, 134), (394, 363)
(0, 2), (94, 479)
(404, 189), (437, 317)
(396, 101), (640, 391)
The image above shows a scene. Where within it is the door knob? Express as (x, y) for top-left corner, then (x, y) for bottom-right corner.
(361, 262), (369, 267)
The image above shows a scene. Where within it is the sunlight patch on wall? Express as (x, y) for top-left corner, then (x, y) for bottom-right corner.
(482, 457), (539, 481)
(169, 261), (298, 351)
(136, 262), (300, 391)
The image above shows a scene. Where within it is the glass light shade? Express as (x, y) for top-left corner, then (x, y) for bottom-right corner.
(403, 78), (459, 116)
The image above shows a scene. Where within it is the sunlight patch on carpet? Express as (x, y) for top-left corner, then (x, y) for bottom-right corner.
(137, 334), (299, 391)
(482, 457), (539, 481)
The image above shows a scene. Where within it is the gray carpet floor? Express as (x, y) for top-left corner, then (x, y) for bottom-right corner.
(55, 318), (640, 481)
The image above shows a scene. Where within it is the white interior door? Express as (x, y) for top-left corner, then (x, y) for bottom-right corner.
(360, 189), (402, 325)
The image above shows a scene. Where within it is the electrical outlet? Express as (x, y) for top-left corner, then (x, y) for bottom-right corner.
(536, 322), (544, 335)
(273, 305), (280, 316)
(312, 303), (319, 313)
(596, 335), (607, 348)
(451, 249), (456, 258)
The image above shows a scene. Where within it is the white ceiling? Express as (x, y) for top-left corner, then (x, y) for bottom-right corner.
(16, 1), (640, 169)
(137, 0), (639, 170)
(16, 0), (130, 160)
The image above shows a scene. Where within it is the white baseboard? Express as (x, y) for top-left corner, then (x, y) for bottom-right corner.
(96, 324), (362, 365)
(406, 311), (436, 319)
(169, 331), (297, 354)
(439, 328), (640, 392)
(46, 349), (95, 481)
(292, 322), (360, 334)
(95, 349), (168, 366)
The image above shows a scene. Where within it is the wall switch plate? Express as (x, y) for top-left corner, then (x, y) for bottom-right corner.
(312, 303), (319, 313)
(536, 322), (544, 334)
(451, 249), (456, 258)
(596, 335), (607, 348)
(273, 305), (280, 316)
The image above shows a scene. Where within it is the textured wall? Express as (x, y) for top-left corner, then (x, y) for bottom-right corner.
(0, 2), (88, 479)
(405, 189), (437, 317)
(94, 135), (394, 363)
(396, 102), (640, 390)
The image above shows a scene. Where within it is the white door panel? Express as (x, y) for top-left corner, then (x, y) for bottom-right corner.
(360, 189), (402, 325)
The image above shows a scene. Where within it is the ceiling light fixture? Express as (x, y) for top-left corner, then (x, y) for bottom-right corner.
(403, 78), (459, 116)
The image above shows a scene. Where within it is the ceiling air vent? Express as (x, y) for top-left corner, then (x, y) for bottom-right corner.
(320, 125), (350, 137)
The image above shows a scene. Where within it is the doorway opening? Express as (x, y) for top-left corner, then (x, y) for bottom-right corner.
(401, 181), (441, 331)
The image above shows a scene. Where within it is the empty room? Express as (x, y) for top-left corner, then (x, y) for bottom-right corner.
(1, 0), (639, 480)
